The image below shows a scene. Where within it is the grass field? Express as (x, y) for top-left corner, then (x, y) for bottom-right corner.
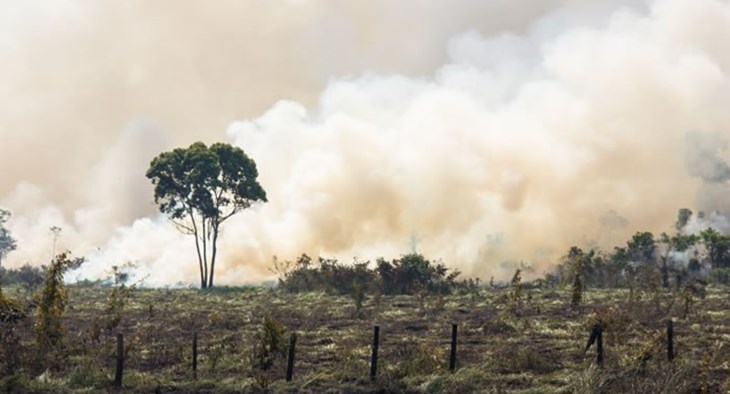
(1, 283), (729, 393)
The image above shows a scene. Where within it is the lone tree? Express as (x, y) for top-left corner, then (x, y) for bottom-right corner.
(146, 142), (267, 288)
(0, 208), (17, 269)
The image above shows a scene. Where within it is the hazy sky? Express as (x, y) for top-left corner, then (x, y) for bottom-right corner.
(1, 0), (729, 285)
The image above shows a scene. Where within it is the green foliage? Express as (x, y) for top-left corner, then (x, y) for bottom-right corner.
(570, 247), (583, 307)
(146, 141), (267, 288)
(252, 313), (287, 371)
(275, 253), (464, 295)
(699, 227), (730, 269)
(274, 254), (379, 294)
(627, 231), (656, 263)
(0, 208), (17, 268)
(710, 267), (730, 285)
(377, 253), (460, 295)
(251, 313), (287, 389)
(550, 220), (730, 289)
(0, 287), (26, 324)
(675, 208), (693, 231)
(0, 287), (27, 375)
(66, 363), (107, 389)
(35, 252), (75, 355)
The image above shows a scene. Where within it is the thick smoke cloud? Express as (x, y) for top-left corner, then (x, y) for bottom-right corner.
(685, 132), (730, 183)
(2, 0), (730, 284)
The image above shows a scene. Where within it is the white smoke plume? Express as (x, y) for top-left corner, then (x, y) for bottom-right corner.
(685, 132), (730, 184)
(2, 0), (730, 285)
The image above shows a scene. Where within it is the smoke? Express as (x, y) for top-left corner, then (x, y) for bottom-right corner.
(685, 132), (730, 184)
(682, 211), (730, 235)
(2, 0), (730, 284)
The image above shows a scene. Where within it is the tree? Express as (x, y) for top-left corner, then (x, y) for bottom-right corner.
(675, 208), (693, 231)
(146, 142), (267, 288)
(626, 231), (656, 263)
(0, 209), (17, 269)
(699, 228), (730, 269)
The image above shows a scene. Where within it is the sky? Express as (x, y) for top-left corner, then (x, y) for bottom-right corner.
(1, 0), (729, 285)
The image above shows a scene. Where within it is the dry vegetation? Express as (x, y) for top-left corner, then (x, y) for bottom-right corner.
(1, 278), (729, 393)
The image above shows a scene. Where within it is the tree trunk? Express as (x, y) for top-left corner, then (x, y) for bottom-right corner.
(189, 214), (207, 288)
(208, 223), (219, 288)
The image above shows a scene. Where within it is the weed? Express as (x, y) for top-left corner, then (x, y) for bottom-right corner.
(66, 362), (107, 389)
(568, 365), (608, 393)
(394, 341), (446, 376)
(251, 313), (287, 389)
(351, 284), (366, 318)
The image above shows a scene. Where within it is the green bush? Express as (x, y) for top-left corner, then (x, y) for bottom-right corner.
(275, 253), (464, 295)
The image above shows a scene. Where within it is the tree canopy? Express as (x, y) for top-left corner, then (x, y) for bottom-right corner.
(0, 209), (17, 269)
(146, 142), (267, 288)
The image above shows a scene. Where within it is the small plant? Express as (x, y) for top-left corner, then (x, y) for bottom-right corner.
(700, 351), (712, 394)
(508, 269), (524, 317)
(571, 253), (583, 308)
(89, 317), (101, 344)
(634, 329), (664, 371)
(104, 263), (138, 332)
(351, 284), (366, 317)
(251, 313), (287, 389)
(394, 341), (446, 375)
(682, 286), (694, 318)
(698, 343), (725, 394)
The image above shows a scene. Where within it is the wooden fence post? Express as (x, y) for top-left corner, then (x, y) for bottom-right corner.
(370, 326), (380, 381)
(114, 333), (124, 387)
(449, 324), (458, 372)
(667, 319), (674, 362)
(192, 332), (198, 379)
(286, 332), (297, 382)
(584, 324), (603, 367)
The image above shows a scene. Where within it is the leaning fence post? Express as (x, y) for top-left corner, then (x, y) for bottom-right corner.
(114, 333), (124, 387)
(192, 332), (198, 379)
(370, 326), (380, 381)
(286, 332), (297, 382)
(667, 319), (674, 361)
(584, 324), (603, 367)
(449, 324), (458, 372)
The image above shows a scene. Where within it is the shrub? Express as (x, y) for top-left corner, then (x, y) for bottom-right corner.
(275, 253), (464, 296)
(0, 287), (27, 375)
(0, 264), (45, 293)
(35, 253), (75, 356)
(251, 313), (287, 389)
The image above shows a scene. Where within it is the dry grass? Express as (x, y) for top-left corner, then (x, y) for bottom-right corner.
(0, 284), (728, 393)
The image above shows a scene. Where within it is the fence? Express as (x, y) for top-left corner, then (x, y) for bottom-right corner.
(108, 319), (677, 387)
